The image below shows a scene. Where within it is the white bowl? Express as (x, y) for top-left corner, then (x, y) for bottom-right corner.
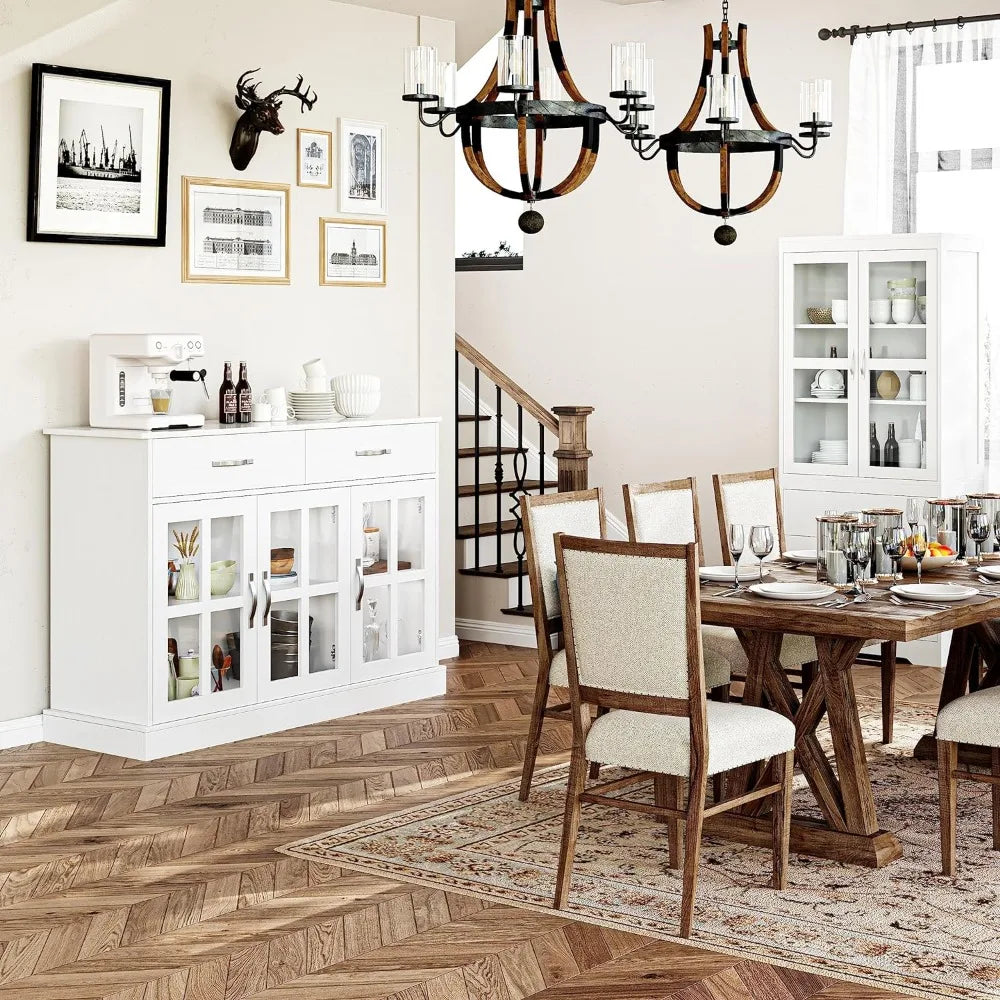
(900, 553), (958, 572)
(332, 375), (381, 418)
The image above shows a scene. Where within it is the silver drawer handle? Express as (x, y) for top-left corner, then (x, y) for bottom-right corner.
(211, 459), (255, 468)
(355, 449), (392, 457)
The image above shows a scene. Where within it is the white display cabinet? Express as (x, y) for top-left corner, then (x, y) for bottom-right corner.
(46, 419), (441, 759)
(779, 234), (984, 665)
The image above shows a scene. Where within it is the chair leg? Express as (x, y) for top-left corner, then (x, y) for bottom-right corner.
(771, 750), (794, 890)
(992, 748), (1000, 852)
(654, 774), (683, 870)
(937, 739), (958, 877)
(709, 688), (728, 802)
(553, 746), (588, 910)
(679, 767), (707, 938)
(519, 665), (552, 803)
(880, 642), (897, 745)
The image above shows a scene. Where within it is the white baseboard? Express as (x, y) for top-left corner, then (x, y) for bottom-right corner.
(455, 616), (539, 648)
(438, 634), (461, 660)
(0, 715), (45, 750)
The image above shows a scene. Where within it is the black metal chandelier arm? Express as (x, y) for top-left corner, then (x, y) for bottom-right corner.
(418, 103), (461, 138)
(631, 135), (662, 160)
(789, 133), (820, 158)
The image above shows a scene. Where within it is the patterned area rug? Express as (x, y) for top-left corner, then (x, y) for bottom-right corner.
(281, 703), (1000, 1000)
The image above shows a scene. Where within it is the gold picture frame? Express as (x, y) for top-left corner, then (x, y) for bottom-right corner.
(319, 217), (386, 288)
(181, 176), (290, 285)
(297, 128), (333, 188)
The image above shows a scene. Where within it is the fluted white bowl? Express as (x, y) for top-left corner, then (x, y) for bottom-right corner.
(332, 375), (381, 418)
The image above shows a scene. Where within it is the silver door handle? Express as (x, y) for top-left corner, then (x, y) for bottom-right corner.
(355, 557), (366, 611)
(262, 571), (272, 626)
(355, 449), (392, 457)
(849, 351), (855, 377)
(248, 572), (258, 628)
(861, 352), (867, 375)
(211, 458), (254, 468)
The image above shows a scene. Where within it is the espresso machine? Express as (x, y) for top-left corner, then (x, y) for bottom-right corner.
(89, 334), (210, 430)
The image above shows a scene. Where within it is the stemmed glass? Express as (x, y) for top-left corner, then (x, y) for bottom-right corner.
(967, 508), (991, 568)
(882, 526), (907, 584)
(906, 498), (924, 539)
(728, 523), (746, 591)
(846, 526), (874, 598)
(749, 525), (774, 584)
(912, 526), (929, 586)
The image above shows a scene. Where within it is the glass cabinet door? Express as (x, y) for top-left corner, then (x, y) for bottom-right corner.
(257, 488), (351, 700)
(859, 250), (937, 481)
(782, 252), (859, 476)
(352, 482), (435, 683)
(153, 498), (257, 723)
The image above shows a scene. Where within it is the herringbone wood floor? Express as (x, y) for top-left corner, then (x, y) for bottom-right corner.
(0, 643), (940, 999)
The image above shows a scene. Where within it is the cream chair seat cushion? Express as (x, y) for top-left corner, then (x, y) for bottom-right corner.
(586, 702), (795, 776)
(702, 625), (878, 671)
(548, 645), (731, 692)
(937, 687), (1000, 748)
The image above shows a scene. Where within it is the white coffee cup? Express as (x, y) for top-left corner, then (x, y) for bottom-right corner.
(265, 387), (295, 421)
(909, 373), (927, 401)
(831, 299), (848, 325)
(869, 299), (891, 324)
(252, 401), (273, 423)
(303, 358), (327, 379)
(304, 376), (329, 393)
(891, 297), (916, 325)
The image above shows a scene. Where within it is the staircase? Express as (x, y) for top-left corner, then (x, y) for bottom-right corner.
(455, 334), (594, 629)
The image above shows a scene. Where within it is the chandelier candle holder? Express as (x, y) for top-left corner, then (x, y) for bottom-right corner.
(403, 0), (635, 235)
(624, 0), (833, 245)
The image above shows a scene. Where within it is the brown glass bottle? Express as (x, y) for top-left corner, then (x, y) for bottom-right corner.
(236, 362), (252, 425)
(219, 362), (238, 425)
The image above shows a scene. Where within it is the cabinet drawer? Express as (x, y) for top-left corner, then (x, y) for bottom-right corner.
(306, 424), (436, 483)
(152, 433), (306, 497)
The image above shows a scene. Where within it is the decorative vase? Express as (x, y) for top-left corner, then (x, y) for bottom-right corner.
(174, 560), (200, 601)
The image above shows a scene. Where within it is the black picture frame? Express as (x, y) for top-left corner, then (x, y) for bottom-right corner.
(27, 63), (171, 247)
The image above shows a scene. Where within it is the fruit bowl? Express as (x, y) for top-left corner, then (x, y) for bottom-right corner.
(900, 553), (958, 573)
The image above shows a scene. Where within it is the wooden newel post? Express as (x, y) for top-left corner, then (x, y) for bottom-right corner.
(552, 406), (594, 493)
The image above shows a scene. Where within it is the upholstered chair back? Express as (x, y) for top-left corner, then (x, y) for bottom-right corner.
(624, 479), (702, 555)
(713, 469), (785, 564)
(555, 537), (703, 703)
(523, 490), (605, 621)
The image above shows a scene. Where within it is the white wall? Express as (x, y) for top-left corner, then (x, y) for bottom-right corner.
(0, 0), (455, 721)
(456, 0), (997, 569)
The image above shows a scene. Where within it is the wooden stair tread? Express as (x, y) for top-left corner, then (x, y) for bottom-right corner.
(457, 414), (491, 423)
(459, 561), (529, 579)
(500, 605), (535, 618)
(457, 446), (527, 458)
(457, 480), (556, 498)
(457, 520), (519, 539)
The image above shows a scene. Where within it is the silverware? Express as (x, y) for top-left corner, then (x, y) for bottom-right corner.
(889, 595), (954, 611)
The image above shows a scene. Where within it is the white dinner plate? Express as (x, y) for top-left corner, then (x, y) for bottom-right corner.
(749, 582), (836, 601)
(782, 550), (818, 564)
(976, 564), (1000, 580)
(699, 565), (769, 583)
(890, 583), (978, 603)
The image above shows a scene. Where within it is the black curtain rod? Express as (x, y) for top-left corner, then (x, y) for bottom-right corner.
(819, 12), (1000, 42)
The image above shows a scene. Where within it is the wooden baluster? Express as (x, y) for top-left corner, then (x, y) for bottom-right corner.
(553, 406), (595, 493)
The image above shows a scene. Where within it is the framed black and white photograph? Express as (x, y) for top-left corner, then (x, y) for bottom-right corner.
(27, 63), (170, 246)
(182, 177), (290, 285)
(339, 119), (386, 215)
(297, 128), (333, 188)
(320, 218), (386, 287)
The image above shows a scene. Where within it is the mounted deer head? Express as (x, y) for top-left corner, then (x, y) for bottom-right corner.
(229, 69), (318, 171)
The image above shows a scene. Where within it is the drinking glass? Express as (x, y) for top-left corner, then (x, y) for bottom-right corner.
(912, 526), (928, 586)
(882, 526), (907, 583)
(728, 523), (745, 591)
(749, 525), (774, 584)
(968, 508), (991, 567)
(846, 526), (874, 597)
(994, 510), (1000, 551)
(906, 498), (924, 536)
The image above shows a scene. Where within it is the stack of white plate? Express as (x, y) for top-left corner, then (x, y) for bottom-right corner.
(811, 439), (848, 465)
(288, 390), (337, 422)
(811, 387), (845, 400)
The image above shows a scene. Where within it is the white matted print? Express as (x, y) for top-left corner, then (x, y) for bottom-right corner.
(297, 128), (332, 188)
(320, 218), (386, 287)
(339, 119), (386, 215)
(182, 177), (290, 284)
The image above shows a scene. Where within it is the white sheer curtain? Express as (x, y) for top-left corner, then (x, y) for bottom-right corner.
(844, 22), (1000, 480)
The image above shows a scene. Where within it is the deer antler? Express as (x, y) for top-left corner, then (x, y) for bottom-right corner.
(234, 68), (262, 110)
(265, 75), (318, 112)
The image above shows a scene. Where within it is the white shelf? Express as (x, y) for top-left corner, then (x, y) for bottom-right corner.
(794, 397), (847, 404)
(869, 323), (926, 330)
(795, 323), (848, 330)
(792, 358), (850, 369)
(167, 593), (245, 618)
(868, 398), (927, 406)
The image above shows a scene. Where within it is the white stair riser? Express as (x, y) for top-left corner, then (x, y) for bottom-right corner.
(458, 454), (534, 484)
(459, 533), (522, 567)
(507, 573), (533, 608)
(457, 423), (500, 450)
(458, 494), (547, 524)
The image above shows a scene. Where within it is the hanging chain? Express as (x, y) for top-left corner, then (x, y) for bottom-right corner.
(722, 0), (729, 22)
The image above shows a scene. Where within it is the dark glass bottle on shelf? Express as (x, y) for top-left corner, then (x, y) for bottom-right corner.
(870, 423), (881, 467)
(884, 423), (900, 468)
(236, 362), (252, 425)
(219, 362), (237, 425)
(829, 346), (838, 358)
(869, 347), (877, 398)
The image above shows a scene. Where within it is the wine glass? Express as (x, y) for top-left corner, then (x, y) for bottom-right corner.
(912, 526), (929, 586)
(728, 523), (745, 591)
(882, 526), (907, 584)
(906, 498), (924, 537)
(968, 508), (991, 568)
(749, 525), (774, 584)
(846, 526), (874, 598)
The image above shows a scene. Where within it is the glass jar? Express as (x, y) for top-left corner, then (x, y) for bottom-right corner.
(967, 493), (1000, 555)
(863, 508), (904, 576)
(816, 515), (856, 585)
(927, 498), (966, 556)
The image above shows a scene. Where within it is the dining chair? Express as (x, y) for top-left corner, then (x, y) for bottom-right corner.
(518, 489), (607, 802)
(551, 535), (796, 938)
(713, 468), (896, 743)
(936, 688), (1000, 875)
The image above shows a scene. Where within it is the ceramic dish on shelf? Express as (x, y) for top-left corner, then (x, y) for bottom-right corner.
(813, 370), (845, 391)
(899, 553), (958, 572)
(782, 550), (818, 564)
(699, 565), (771, 583)
(806, 307), (834, 324)
(749, 582), (836, 601)
(331, 374), (381, 418)
(890, 583), (977, 603)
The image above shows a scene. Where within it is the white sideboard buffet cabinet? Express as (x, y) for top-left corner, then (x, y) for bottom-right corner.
(45, 418), (441, 759)
(779, 234), (983, 665)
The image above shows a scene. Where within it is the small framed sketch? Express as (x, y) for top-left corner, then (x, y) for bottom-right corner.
(339, 118), (386, 215)
(320, 218), (386, 287)
(27, 63), (171, 246)
(182, 177), (290, 285)
(297, 128), (332, 188)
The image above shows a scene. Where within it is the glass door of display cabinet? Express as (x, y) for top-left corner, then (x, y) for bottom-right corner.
(351, 481), (436, 684)
(858, 250), (938, 481)
(256, 489), (351, 701)
(782, 251), (860, 476)
(152, 498), (258, 723)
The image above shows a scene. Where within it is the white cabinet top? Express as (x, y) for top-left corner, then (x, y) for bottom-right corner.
(45, 417), (441, 441)
(779, 233), (980, 254)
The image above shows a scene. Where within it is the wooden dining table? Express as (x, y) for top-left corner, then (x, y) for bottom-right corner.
(699, 563), (1000, 868)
